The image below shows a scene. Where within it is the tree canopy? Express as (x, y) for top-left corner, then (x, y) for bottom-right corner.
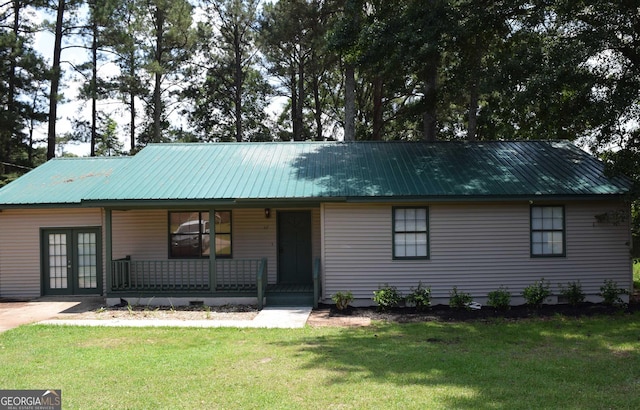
(0, 0), (638, 199)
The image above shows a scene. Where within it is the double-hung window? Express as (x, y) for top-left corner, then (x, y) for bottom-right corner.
(530, 205), (565, 257)
(393, 207), (429, 259)
(169, 211), (231, 258)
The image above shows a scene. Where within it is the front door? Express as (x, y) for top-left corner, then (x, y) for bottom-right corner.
(277, 211), (312, 286)
(42, 228), (102, 295)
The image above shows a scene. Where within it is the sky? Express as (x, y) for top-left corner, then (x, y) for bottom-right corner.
(31, 4), (287, 158)
(34, 8), (128, 157)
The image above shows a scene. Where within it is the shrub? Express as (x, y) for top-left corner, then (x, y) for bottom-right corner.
(449, 286), (473, 309)
(522, 278), (551, 308)
(599, 280), (628, 308)
(332, 291), (353, 310)
(406, 282), (431, 311)
(559, 281), (585, 306)
(487, 286), (511, 311)
(373, 284), (402, 311)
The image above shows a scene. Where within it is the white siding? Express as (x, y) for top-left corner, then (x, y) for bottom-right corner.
(0, 208), (103, 298)
(112, 210), (167, 260)
(322, 202), (632, 304)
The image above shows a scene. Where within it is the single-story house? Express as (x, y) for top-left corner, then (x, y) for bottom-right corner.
(0, 141), (633, 307)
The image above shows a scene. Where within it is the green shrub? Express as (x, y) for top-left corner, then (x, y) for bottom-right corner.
(406, 282), (431, 311)
(559, 281), (585, 306)
(373, 284), (402, 311)
(331, 291), (353, 310)
(599, 280), (628, 307)
(522, 278), (551, 308)
(449, 286), (473, 309)
(487, 286), (511, 311)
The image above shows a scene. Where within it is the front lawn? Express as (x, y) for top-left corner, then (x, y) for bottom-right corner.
(1, 315), (639, 409)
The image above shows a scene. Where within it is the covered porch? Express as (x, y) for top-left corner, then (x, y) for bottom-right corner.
(103, 208), (321, 308)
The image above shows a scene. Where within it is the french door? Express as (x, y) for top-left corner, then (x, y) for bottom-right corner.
(42, 228), (102, 295)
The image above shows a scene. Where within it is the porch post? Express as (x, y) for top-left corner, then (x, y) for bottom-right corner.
(209, 209), (216, 292)
(104, 208), (112, 296)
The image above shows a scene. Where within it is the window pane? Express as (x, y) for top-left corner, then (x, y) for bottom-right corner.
(405, 209), (416, 231)
(171, 234), (200, 257)
(216, 234), (232, 256)
(201, 233), (211, 256)
(531, 207), (542, 219)
(215, 211), (231, 234)
(416, 209), (427, 231)
(395, 233), (406, 257)
(416, 233), (428, 257)
(532, 232), (543, 255)
(531, 216), (542, 230)
(394, 209), (405, 231)
(551, 232), (564, 254)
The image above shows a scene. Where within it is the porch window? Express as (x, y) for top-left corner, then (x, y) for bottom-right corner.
(393, 207), (429, 259)
(530, 205), (565, 257)
(169, 211), (231, 258)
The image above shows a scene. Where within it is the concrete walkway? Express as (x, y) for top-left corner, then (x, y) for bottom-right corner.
(39, 306), (312, 329)
(0, 299), (82, 333)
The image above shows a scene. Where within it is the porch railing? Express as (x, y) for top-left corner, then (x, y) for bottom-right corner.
(111, 258), (267, 294)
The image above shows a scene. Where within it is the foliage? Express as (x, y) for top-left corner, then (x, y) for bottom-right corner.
(449, 286), (473, 310)
(599, 280), (628, 308)
(405, 282), (431, 311)
(331, 291), (353, 311)
(487, 286), (511, 311)
(558, 281), (586, 307)
(1, 0), (639, 200)
(522, 278), (551, 309)
(372, 284), (402, 311)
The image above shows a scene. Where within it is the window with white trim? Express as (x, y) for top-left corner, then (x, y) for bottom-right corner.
(530, 206), (565, 256)
(393, 207), (429, 259)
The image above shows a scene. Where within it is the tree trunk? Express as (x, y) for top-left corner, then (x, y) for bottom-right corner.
(47, 0), (66, 160)
(344, 62), (355, 142)
(467, 39), (481, 141)
(234, 24), (242, 142)
(2, 0), (20, 171)
(90, 5), (98, 156)
(372, 76), (383, 141)
(290, 67), (297, 141)
(422, 57), (438, 142)
(294, 56), (305, 141)
(313, 75), (322, 141)
(152, 6), (164, 143)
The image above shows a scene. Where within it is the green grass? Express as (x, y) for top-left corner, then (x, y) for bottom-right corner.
(2, 316), (640, 409)
(634, 259), (640, 289)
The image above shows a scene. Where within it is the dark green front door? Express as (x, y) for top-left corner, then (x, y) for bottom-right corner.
(278, 211), (312, 285)
(42, 228), (102, 295)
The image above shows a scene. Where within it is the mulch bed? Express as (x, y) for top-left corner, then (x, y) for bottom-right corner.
(318, 301), (640, 324)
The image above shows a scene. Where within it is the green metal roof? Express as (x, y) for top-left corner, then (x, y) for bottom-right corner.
(0, 156), (129, 207)
(0, 141), (630, 207)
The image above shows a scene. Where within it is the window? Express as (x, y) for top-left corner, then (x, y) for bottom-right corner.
(393, 207), (429, 259)
(169, 211), (231, 258)
(531, 206), (564, 256)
